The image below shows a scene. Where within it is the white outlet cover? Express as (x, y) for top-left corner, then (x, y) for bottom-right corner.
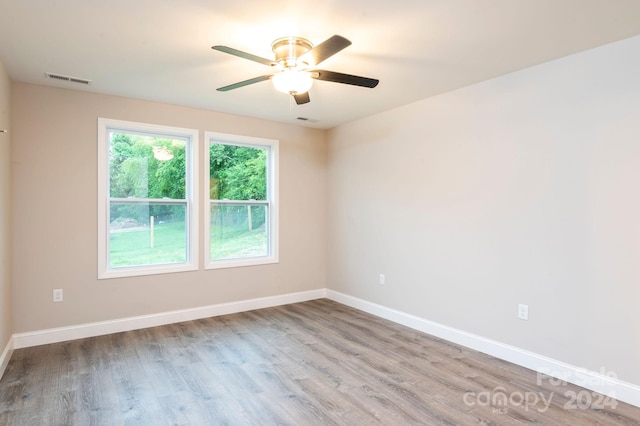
(518, 304), (529, 320)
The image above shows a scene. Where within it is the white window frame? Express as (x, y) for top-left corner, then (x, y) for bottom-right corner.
(97, 118), (199, 279)
(204, 131), (279, 269)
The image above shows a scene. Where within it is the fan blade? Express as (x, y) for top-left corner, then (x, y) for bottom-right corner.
(293, 92), (310, 105)
(217, 75), (272, 91)
(211, 45), (277, 67)
(302, 35), (351, 66)
(312, 70), (379, 88)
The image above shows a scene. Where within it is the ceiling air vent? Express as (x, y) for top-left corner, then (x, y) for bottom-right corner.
(45, 72), (91, 85)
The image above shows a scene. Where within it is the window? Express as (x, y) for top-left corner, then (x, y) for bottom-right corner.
(204, 132), (278, 269)
(98, 118), (199, 278)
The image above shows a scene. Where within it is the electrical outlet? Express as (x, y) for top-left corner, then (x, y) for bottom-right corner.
(379, 274), (385, 285)
(518, 304), (529, 320)
(53, 289), (63, 303)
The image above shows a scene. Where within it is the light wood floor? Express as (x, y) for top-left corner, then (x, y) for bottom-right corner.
(1, 299), (638, 425)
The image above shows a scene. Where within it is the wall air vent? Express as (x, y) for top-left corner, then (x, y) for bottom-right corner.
(45, 72), (91, 85)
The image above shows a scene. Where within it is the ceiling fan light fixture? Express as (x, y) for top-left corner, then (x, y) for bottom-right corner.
(213, 34), (378, 104)
(272, 70), (313, 95)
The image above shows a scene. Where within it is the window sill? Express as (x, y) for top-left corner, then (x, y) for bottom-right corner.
(205, 256), (279, 270)
(98, 263), (198, 280)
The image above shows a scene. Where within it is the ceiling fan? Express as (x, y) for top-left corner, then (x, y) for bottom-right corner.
(211, 35), (379, 105)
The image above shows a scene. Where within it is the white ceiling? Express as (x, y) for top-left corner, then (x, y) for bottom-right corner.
(2, 0), (640, 129)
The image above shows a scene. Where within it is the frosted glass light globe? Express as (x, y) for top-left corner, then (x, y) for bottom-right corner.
(272, 70), (313, 95)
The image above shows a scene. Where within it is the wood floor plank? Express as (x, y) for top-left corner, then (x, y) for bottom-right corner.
(1, 299), (639, 425)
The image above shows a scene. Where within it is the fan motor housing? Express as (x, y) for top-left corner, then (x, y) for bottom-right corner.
(272, 37), (313, 68)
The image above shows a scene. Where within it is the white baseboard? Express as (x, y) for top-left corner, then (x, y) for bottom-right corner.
(0, 336), (13, 378)
(12, 289), (327, 350)
(8, 287), (639, 408)
(326, 289), (640, 408)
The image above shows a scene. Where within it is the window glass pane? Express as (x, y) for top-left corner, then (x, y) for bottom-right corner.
(210, 204), (268, 260)
(209, 144), (267, 201)
(109, 132), (186, 199)
(109, 202), (187, 267)
(99, 118), (199, 279)
(204, 132), (277, 269)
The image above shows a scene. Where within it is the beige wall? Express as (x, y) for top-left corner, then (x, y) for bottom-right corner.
(0, 62), (11, 352)
(327, 35), (640, 385)
(11, 83), (327, 332)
